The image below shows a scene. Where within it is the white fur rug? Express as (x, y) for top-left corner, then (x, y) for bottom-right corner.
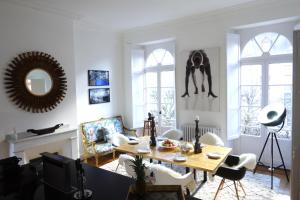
(100, 159), (290, 200)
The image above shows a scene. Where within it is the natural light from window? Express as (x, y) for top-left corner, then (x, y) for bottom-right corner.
(240, 32), (293, 139)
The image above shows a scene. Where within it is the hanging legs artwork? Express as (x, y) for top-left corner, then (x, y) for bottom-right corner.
(181, 50), (218, 98)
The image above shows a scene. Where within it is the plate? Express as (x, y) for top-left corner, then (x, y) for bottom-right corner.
(128, 141), (139, 145)
(137, 149), (150, 154)
(207, 152), (222, 159)
(173, 156), (187, 162)
(158, 141), (177, 149)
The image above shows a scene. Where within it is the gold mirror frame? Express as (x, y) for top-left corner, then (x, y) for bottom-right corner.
(4, 51), (67, 113)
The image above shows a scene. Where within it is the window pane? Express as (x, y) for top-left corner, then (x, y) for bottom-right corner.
(146, 103), (158, 116)
(255, 32), (278, 53)
(145, 72), (157, 87)
(241, 39), (263, 58)
(241, 86), (261, 106)
(241, 106), (261, 136)
(269, 63), (292, 85)
(153, 49), (166, 64)
(161, 51), (174, 65)
(270, 35), (292, 55)
(146, 54), (157, 67)
(240, 65), (262, 85)
(268, 86), (292, 108)
(161, 88), (175, 104)
(145, 88), (158, 103)
(161, 104), (176, 120)
(161, 71), (175, 87)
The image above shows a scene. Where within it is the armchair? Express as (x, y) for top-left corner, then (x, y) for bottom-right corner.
(214, 153), (256, 200)
(80, 116), (137, 166)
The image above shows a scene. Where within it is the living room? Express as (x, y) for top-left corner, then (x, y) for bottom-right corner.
(0, 0), (300, 199)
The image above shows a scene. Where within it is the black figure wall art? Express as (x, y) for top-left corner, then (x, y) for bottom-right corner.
(181, 49), (218, 98)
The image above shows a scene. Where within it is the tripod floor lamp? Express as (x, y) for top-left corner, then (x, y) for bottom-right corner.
(253, 103), (289, 189)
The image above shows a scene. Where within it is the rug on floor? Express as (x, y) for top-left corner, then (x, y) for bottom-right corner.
(100, 159), (290, 200)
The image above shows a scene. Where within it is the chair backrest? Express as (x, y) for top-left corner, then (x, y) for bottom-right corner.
(161, 129), (183, 140)
(199, 132), (224, 146)
(110, 133), (130, 147)
(150, 164), (183, 185)
(235, 153), (257, 170)
(121, 155), (136, 178)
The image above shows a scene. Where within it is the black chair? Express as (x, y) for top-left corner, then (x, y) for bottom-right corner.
(213, 154), (256, 200)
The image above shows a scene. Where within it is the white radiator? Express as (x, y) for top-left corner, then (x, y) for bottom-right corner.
(182, 123), (221, 142)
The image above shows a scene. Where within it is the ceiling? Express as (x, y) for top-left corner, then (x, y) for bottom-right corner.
(13, 0), (259, 31)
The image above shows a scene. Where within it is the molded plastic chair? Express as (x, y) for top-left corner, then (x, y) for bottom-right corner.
(214, 153), (257, 200)
(199, 132), (224, 146)
(161, 129), (184, 140)
(150, 164), (195, 194)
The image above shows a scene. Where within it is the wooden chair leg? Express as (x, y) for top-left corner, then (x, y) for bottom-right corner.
(220, 179), (225, 190)
(214, 178), (225, 200)
(113, 150), (116, 160)
(238, 181), (246, 196)
(233, 181), (240, 200)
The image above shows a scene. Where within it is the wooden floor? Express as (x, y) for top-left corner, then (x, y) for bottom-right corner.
(86, 153), (290, 195)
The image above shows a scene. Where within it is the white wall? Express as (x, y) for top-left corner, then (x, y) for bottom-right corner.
(0, 1), (77, 158)
(74, 23), (124, 125)
(74, 23), (124, 153)
(123, 0), (300, 144)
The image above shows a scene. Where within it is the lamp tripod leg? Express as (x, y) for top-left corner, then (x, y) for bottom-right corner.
(271, 132), (274, 189)
(253, 132), (271, 174)
(273, 133), (289, 182)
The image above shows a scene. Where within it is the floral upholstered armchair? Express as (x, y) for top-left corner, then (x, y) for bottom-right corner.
(80, 116), (137, 165)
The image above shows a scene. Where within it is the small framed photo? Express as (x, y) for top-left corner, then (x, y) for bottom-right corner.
(89, 88), (110, 104)
(88, 70), (109, 86)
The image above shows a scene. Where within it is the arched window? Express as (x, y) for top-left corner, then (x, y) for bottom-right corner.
(146, 48), (174, 67)
(241, 32), (292, 58)
(240, 32), (293, 139)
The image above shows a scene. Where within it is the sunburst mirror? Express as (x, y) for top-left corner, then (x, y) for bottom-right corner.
(4, 51), (67, 113)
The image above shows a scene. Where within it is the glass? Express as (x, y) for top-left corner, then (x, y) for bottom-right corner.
(240, 106), (260, 125)
(268, 86), (292, 107)
(240, 86), (261, 107)
(145, 88), (158, 103)
(270, 35), (293, 55)
(25, 69), (53, 96)
(241, 39), (263, 58)
(255, 32), (278, 52)
(146, 54), (157, 67)
(161, 51), (174, 65)
(269, 63), (292, 85)
(145, 72), (157, 87)
(161, 71), (175, 88)
(240, 65), (262, 85)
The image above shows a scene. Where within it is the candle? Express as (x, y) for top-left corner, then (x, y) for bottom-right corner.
(195, 115), (200, 121)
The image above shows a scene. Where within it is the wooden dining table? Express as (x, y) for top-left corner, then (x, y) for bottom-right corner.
(114, 136), (232, 173)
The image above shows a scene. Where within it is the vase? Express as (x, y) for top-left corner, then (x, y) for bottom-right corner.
(135, 180), (146, 196)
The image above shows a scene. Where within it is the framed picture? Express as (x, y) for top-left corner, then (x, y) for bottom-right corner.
(89, 88), (110, 104)
(88, 70), (109, 86)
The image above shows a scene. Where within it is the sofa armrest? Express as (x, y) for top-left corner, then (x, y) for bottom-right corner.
(124, 127), (137, 137)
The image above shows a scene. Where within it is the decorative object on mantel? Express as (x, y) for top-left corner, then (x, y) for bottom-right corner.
(148, 113), (156, 147)
(194, 116), (202, 154)
(26, 123), (63, 135)
(88, 70), (109, 86)
(4, 51), (67, 113)
(88, 88), (110, 104)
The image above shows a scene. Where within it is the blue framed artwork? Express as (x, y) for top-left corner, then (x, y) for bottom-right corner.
(89, 88), (110, 104)
(88, 70), (109, 86)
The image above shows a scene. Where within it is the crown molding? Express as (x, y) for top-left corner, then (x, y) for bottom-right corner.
(1, 0), (82, 20)
(124, 0), (300, 34)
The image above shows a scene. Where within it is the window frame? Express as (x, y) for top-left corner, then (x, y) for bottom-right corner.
(240, 33), (293, 140)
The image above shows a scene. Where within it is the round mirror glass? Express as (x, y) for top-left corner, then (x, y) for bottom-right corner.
(25, 69), (53, 96)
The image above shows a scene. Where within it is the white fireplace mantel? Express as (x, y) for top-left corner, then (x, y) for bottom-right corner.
(5, 127), (78, 164)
